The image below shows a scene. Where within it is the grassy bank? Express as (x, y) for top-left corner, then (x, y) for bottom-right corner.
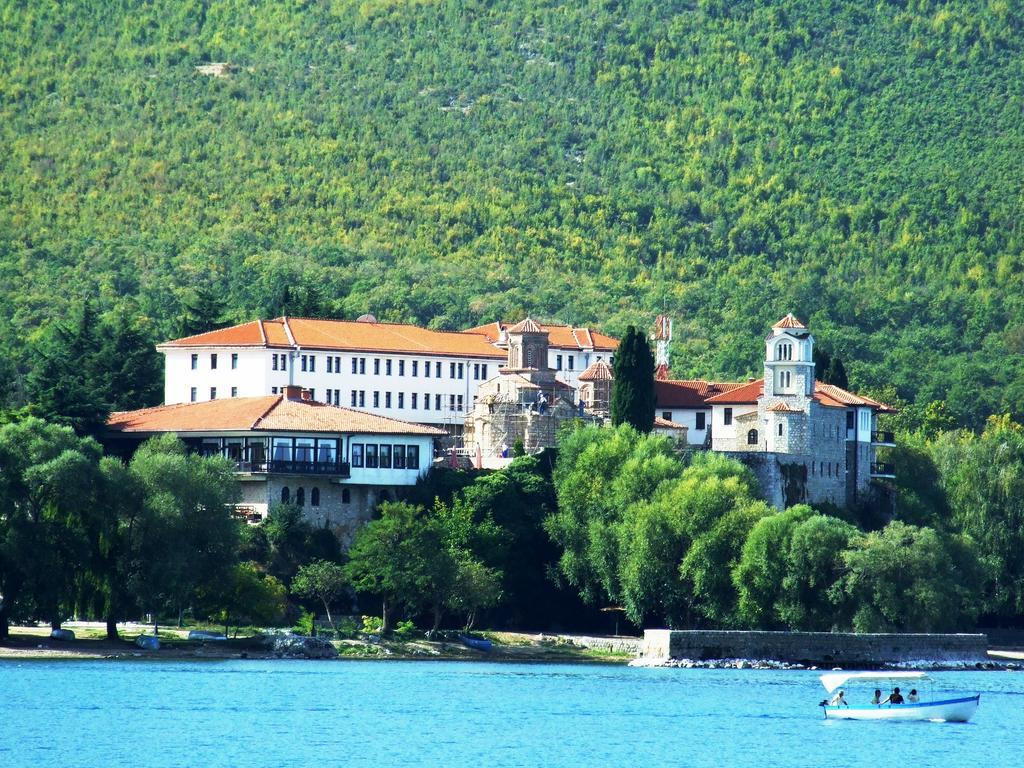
(0, 625), (636, 664)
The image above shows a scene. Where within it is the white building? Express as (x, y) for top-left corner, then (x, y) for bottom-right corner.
(107, 385), (443, 543)
(157, 316), (508, 430)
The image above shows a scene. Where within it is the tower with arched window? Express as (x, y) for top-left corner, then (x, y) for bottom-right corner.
(763, 313), (815, 399)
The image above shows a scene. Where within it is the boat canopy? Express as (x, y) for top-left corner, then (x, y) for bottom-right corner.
(820, 671), (929, 694)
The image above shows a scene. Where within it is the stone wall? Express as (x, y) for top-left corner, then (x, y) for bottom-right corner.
(639, 630), (989, 665)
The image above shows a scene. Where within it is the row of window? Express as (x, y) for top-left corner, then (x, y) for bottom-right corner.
(280, 486), (354, 506)
(192, 353), (238, 370)
(350, 444), (421, 470)
(554, 354), (576, 371)
(191, 386), (238, 401)
(270, 354), (491, 381)
(745, 424), (786, 444)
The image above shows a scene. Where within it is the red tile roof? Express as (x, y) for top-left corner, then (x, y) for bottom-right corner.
(767, 402), (802, 413)
(653, 416), (687, 430)
(703, 379), (895, 412)
(773, 313), (806, 329)
(160, 317), (504, 359)
(578, 360), (614, 382)
(655, 379), (746, 408)
(463, 321), (618, 351)
(108, 395), (445, 436)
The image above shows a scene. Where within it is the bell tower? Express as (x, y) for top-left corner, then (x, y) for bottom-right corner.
(506, 317), (549, 370)
(763, 313), (815, 398)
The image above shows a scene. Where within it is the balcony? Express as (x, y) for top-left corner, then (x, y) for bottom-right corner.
(234, 460), (351, 478)
(871, 431), (896, 447)
(870, 462), (896, 479)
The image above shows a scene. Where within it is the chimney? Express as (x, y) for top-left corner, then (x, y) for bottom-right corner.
(283, 385), (303, 401)
(300, 388), (313, 402)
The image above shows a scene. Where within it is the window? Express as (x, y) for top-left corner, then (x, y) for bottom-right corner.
(309, 389), (315, 401)
(310, 355), (316, 372)
(568, 355), (574, 371)
(385, 392), (392, 408)
(811, 462), (816, 476)
(481, 364), (487, 380)
(281, 487), (290, 504)
(273, 355), (279, 371)
(280, 354), (287, 371)
(449, 394), (456, 411)
(231, 353), (238, 370)
(747, 429), (759, 445)
(365, 444), (378, 468)
(373, 391), (380, 408)
(334, 356), (340, 372)
(407, 445), (420, 470)
(662, 411), (672, 421)
(327, 356), (333, 373)
(374, 358), (381, 375)
(210, 353), (218, 370)
(359, 358), (366, 375)
(399, 360), (405, 376)
(458, 363), (464, 379)
(435, 394), (442, 410)
(296, 487), (305, 507)
(341, 488), (351, 504)
(352, 358), (358, 374)
(358, 391), (365, 408)
(231, 387), (238, 398)
(301, 354), (307, 372)
(351, 444), (364, 468)
(412, 360), (419, 377)
(450, 362), (457, 378)
(424, 361), (431, 378)
(334, 390), (340, 407)
(777, 342), (793, 361)
(191, 354), (198, 370)
(556, 355), (563, 370)
(778, 423), (783, 436)
(424, 393), (431, 410)
(473, 363), (480, 379)
(190, 387), (197, 402)
(724, 408), (733, 426)
(271, 387), (278, 394)
(379, 444), (392, 469)
(398, 392), (404, 409)
(457, 394), (463, 411)
(386, 359), (392, 376)
(696, 412), (706, 430)
(210, 387), (217, 400)
(846, 411), (855, 431)
(435, 362), (442, 378)
(394, 445), (406, 469)
(311, 488), (320, 507)
(412, 393), (418, 409)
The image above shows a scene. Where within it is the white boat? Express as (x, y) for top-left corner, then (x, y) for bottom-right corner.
(819, 671), (979, 723)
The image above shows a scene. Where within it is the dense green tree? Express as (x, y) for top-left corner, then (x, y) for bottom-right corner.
(929, 416), (1024, 620)
(292, 559), (349, 630)
(835, 521), (983, 632)
(777, 515), (859, 631)
(205, 562), (287, 637)
(128, 434), (241, 628)
(177, 284), (229, 338)
(447, 555), (502, 632)
(611, 326), (655, 433)
(344, 501), (454, 634)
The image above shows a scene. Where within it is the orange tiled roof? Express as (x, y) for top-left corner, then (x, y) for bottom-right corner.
(108, 395), (445, 436)
(578, 360), (614, 382)
(767, 402), (802, 413)
(653, 416), (687, 430)
(463, 321), (618, 351)
(160, 317), (504, 359)
(655, 379), (746, 408)
(703, 379), (895, 412)
(773, 313), (806, 329)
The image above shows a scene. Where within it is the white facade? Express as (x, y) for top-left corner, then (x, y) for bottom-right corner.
(162, 345), (505, 427)
(656, 407), (712, 446)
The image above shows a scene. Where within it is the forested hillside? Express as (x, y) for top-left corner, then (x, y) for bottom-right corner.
(2, 0), (1023, 426)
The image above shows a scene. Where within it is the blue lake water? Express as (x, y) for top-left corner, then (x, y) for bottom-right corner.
(1, 660), (1021, 767)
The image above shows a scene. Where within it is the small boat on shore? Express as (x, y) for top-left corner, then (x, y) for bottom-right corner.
(819, 671), (979, 723)
(459, 634), (493, 652)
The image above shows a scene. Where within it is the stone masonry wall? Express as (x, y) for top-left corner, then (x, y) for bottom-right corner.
(640, 629), (988, 665)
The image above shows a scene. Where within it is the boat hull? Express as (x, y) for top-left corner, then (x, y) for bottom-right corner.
(824, 695), (979, 723)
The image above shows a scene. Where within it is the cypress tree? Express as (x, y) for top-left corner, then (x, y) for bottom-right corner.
(610, 326), (655, 433)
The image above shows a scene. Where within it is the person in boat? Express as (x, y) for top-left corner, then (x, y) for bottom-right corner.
(871, 689), (882, 705)
(883, 687), (905, 705)
(907, 689), (919, 703)
(829, 690), (849, 707)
